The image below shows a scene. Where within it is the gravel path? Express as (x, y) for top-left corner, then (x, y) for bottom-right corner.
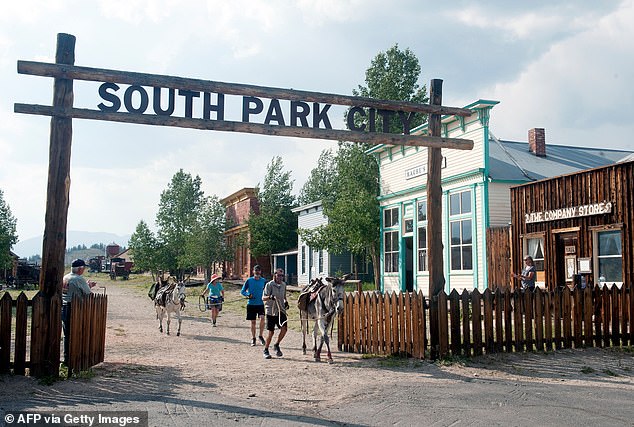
(1, 281), (633, 426)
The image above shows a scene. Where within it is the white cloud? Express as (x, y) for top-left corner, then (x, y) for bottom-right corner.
(487, 1), (634, 148)
(451, 3), (612, 42)
(296, 0), (374, 25)
(97, 0), (175, 24)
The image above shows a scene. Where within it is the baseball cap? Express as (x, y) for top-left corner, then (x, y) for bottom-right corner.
(71, 259), (87, 268)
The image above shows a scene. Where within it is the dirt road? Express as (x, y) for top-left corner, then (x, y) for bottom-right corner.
(1, 282), (633, 426)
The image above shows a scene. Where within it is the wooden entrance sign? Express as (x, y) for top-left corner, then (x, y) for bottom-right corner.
(15, 34), (473, 370)
(16, 65), (473, 150)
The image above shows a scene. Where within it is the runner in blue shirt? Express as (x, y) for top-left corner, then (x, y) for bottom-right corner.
(241, 265), (266, 346)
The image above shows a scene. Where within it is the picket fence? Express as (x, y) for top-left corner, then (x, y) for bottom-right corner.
(338, 285), (632, 359)
(0, 292), (107, 375)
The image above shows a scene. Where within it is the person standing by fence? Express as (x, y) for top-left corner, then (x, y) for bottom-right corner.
(201, 273), (224, 327)
(262, 268), (289, 359)
(241, 265), (266, 346)
(61, 259), (96, 364)
(512, 255), (536, 291)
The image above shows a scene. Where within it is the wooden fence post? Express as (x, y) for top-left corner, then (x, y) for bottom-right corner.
(0, 293), (11, 373)
(37, 33), (76, 377)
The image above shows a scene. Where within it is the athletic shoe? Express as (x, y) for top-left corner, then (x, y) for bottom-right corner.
(258, 336), (265, 345)
(251, 338), (256, 346)
(263, 348), (272, 359)
(274, 343), (283, 357)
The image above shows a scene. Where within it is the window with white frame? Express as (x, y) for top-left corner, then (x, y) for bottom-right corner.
(417, 200), (427, 272)
(525, 236), (545, 272)
(383, 207), (399, 273)
(318, 250), (324, 273)
(301, 246), (306, 274)
(449, 190), (472, 271)
(595, 229), (622, 285)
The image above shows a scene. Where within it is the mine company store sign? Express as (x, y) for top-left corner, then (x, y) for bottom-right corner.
(524, 201), (613, 224)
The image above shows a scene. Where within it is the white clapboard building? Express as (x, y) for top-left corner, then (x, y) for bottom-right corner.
(293, 201), (373, 286)
(367, 99), (633, 293)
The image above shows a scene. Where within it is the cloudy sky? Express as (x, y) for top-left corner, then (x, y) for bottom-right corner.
(1, 0), (632, 246)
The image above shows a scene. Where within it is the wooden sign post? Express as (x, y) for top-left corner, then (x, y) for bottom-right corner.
(427, 79), (445, 360)
(16, 34), (473, 373)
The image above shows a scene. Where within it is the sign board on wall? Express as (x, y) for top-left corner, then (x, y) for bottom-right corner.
(405, 157), (446, 180)
(524, 201), (613, 224)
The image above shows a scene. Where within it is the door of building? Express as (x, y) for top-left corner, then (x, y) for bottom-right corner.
(555, 232), (578, 288)
(404, 236), (414, 292)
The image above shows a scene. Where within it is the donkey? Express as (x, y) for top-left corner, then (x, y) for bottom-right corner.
(155, 281), (186, 336)
(299, 274), (351, 363)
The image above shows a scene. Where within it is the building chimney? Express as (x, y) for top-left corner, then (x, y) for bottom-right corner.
(528, 128), (546, 157)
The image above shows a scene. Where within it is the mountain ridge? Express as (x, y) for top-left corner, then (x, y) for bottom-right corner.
(13, 231), (131, 258)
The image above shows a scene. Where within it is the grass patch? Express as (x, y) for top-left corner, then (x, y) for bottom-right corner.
(361, 354), (380, 359)
(435, 354), (468, 367)
(38, 374), (63, 386)
(377, 355), (410, 368)
(602, 369), (618, 377)
(38, 363), (96, 386)
(580, 366), (595, 374)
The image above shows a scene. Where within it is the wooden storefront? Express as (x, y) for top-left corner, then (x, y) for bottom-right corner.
(510, 160), (633, 290)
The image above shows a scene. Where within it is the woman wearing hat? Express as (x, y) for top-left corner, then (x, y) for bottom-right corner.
(201, 273), (224, 327)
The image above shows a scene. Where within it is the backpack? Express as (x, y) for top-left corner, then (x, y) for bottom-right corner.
(148, 282), (158, 300)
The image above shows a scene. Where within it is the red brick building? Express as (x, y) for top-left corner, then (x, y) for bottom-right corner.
(221, 188), (270, 280)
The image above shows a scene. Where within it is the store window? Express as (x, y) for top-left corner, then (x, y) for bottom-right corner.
(417, 200), (427, 272)
(526, 237), (545, 271)
(595, 230), (623, 285)
(449, 190), (472, 271)
(383, 206), (399, 273)
(384, 230), (399, 272)
(384, 207), (399, 228)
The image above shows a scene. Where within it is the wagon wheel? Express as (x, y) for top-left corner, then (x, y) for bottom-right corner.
(198, 295), (208, 312)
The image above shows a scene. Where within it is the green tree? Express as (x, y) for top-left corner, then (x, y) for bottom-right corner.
(299, 143), (380, 285)
(128, 220), (159, 274)
(349, 43), (428, 137)
(248, 156), (297, 270)
(0, 189), (18, 269)
(298, 148), (336, 206)
(301, 45), (427, 288)
(182, 195), (229, 281)
(155, 169), (205, 279)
